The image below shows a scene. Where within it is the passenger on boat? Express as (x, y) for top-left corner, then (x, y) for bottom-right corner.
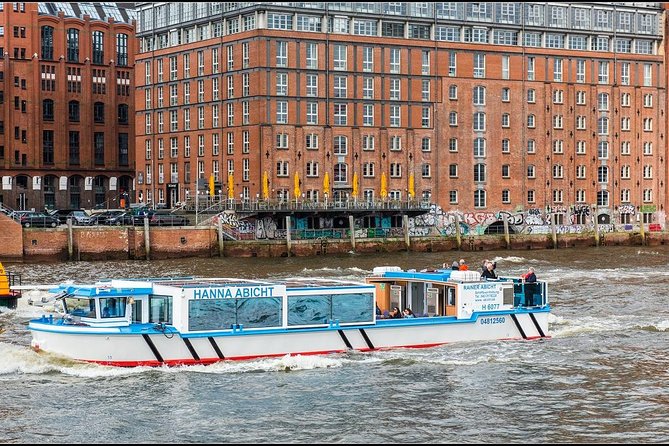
(451, 261), (460, 270)
(459, 259), (469, 271)
(389, 307), (403, 319)
(102, 298), (117, 318)
(403, 308), (415, 318)
(521, 267), (538, 306)
(481, 262), (498, 280)
(521, 267), (537, 283)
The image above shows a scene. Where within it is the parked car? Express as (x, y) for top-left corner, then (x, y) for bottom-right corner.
(20, 212), (60, 228)
(49, 209), (93, 225)
(149, 213), (190, 226)
(90, 210), (127, 225)
(109, 212), (137, 226)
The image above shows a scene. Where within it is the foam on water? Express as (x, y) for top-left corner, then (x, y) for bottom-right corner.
(547, 313), (659, 338)
(0, 342), (157, 378)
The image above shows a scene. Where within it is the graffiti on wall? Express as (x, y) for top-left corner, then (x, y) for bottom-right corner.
(213, 205), (664, 240)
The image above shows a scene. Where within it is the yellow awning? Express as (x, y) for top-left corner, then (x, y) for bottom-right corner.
(227, 173), (234, 199)
(380, 172), (387, 199)
(352, 171), (359, 199)
(262, 171), (269, 200)
(294, 172), (301, 199)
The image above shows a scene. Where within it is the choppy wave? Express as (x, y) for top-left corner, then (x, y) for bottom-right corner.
(547, 314), (668, 338)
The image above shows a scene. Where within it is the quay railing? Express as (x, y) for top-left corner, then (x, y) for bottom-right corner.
(185, 197), (431, 214)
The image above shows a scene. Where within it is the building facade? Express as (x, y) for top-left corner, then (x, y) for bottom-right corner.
(135, 2), (667, 225)
(0, 2), (136, 211)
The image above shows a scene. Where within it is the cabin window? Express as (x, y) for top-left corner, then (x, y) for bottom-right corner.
(288, 295), (331, 326)
(237, 298), (282, 328)
(100, 297), (127, 318)
(188, 297), (282, 331)
(332, 293), (374, 323)
(189, 299), (236, 331)
(150, 294), (172, 324)
(63, 296), (96, 318)
(287, 293), (374, 326)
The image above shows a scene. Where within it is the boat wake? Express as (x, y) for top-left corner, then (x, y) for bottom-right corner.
(547, 313), (669, 337)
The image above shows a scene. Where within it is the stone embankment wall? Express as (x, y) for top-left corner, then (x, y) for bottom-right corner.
(0, 215), (664, 262)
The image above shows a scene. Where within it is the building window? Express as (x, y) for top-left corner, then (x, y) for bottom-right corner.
(389, 48), (400, 73)
(334, 103), (347, 126)
(422, 137), (431, 152)
(68, 100), (80, 122)
(449, 190), (458, 204)
(363, 104), (373, 126)
(41, 26), (54, 60)
(94, 102), (104, 123)
(306, 42), (318, 69)
(68, 131), (80, 165)
(277, 101), (288, 124)
(421, 106), (430, 127)
(474, 190), (486, 208)
(276, 41), (287, 67)
(473, 53), (485, 78)
(66, 28), (79, 62)
(116, 33), (128, 66)
(527, 165), (535, 178)
(473, 86), (485, 106)
(334, 44), (347, 70)
(42, 99), (54, 121)
(526, 89), (537, 104)
(43, 130), (54, 164)
(118, 104), (129, 125)
(306, 102), (318, 125)
(334, 136), (347, 155)
(94, 132), (104, 165)
(362, 46), (373, 72)
(276, 72), (288, 96)
(597, 190), (609, 207)
(473, 112), (486, 131)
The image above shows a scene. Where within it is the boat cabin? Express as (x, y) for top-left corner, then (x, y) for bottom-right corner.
(53, 277), (378, 332)
(367, 267), (547, 319)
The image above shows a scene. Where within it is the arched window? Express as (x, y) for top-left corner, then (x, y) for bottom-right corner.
(334, 163), (348, 183)
(473, 86), (486, 105)
(41, 26), (54, 60)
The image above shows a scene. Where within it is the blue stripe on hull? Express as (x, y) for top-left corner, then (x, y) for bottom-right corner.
(29, 307), (550, 338)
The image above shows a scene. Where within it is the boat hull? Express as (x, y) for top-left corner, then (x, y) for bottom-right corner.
(29, 311), (549, 367)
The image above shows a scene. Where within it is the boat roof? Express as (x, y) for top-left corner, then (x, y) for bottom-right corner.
(50, 276), (371, 296)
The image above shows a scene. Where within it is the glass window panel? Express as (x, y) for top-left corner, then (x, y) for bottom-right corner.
(288, 295), (331, 326)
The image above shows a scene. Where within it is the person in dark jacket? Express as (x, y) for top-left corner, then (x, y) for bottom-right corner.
(522, 267), (538, 306)
(481, 262), (498, 280)
(522, 267), (537, 283)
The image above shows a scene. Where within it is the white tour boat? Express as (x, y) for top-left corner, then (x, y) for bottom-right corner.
(27, 267), (550, 367)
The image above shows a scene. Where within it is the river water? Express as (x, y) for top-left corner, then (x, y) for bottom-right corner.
(1, 247), (669, 443)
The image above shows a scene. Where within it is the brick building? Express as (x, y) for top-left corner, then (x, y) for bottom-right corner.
(0, 2), (136, 211)
(135, 2), (667, 225)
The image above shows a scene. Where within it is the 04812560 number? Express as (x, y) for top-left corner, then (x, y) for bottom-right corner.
(479, 316), (506, 325)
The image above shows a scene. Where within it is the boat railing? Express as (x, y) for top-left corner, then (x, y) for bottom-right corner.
(507, 278), (547, 308)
